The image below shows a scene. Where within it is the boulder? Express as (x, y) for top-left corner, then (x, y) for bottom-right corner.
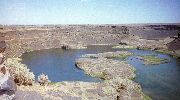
(0, 66), (17, 100)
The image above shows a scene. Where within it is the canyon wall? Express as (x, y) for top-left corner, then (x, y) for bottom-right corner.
(0, 24), (180, 57)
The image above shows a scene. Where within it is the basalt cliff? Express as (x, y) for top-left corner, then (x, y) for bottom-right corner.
(0, 24), (180, 58)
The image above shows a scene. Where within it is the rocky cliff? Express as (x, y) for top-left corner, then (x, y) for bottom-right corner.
(0, 24), (180, 57)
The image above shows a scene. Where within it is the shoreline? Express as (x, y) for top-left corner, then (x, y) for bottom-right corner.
(1, 24), (180, 99)
(16, 50), (151, 100)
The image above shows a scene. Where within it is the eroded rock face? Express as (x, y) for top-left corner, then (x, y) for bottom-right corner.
(2, 24), (180, 58)
(121, 35), (173, 50)
(167, 39), (180, 57)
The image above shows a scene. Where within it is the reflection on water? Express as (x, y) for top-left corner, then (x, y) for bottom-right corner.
(21, 46), (180, 100)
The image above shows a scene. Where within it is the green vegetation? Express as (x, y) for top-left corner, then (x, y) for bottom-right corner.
(137, 47), (179, 58)
(25, 48), (32, 53)
(112, 45), (137, 49)
(81, 54), (98, 58)
(138, 55), (169, 65)
(128, 77), (135, 80)
(49, 82), (57, 85)
(155, 49), (171, 54)
(155, 49), (179, 58)
(4, 58), (35, 85)
(90, 71), (108, 80)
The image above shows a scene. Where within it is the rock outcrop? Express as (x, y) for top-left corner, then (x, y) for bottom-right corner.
(0, 54), (17, 100)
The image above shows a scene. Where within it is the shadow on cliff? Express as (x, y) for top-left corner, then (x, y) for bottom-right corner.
(167, 38), (180, 51)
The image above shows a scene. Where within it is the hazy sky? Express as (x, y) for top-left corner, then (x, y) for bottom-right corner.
(0, 0), (180, 24)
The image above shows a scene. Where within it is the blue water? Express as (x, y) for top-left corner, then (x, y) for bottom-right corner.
(128, 49), (180, 100)
(21, 45), (117, 82)
(21, 45), (180, 100)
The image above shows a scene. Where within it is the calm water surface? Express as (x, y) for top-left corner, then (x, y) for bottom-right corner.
(21, 45), (180, 100)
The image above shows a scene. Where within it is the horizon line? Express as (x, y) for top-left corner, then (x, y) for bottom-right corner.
(1, 23), (180, 26)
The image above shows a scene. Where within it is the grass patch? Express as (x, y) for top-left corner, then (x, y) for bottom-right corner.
(138, 55), (169, 65)
(155, 49), (170, 54)
(81, 54), (98, 58)
(112, 45), (137, 49)
(90, 71), (108, 80)
(49, 82), (58, 85)
(128, 77), (135, 80)
(25, 48), (32, 53)
(155, 49), (179, 58)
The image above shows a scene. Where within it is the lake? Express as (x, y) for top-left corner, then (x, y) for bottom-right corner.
(21, 45), (180, 100)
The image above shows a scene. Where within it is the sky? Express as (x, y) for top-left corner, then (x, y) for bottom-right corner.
(0, 0), (180, 24)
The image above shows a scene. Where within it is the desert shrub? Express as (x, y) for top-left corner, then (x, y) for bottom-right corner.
(25, 48), (32, 53)
(38, 73), (50, 86)
(4, 58), (35, 85)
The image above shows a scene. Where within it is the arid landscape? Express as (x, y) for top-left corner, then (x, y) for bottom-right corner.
(1, 24), (180, 58)
(0, 24), (180, 100)
(1, 0), (180, 100)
